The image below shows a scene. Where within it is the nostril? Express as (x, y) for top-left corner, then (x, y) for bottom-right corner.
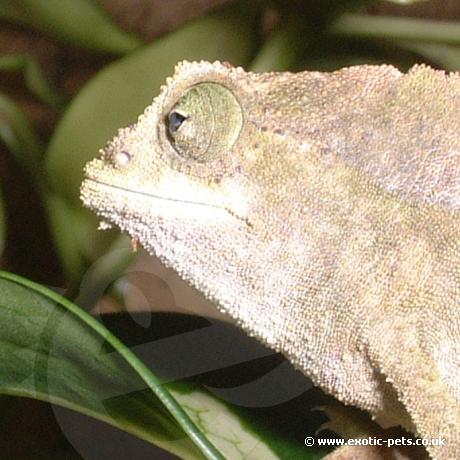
(113, 150), (131, 168)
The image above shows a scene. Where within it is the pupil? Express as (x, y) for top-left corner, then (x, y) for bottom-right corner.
(168, 111), (187, 134)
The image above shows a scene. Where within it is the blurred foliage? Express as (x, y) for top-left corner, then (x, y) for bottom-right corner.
(0, 54), (63, 108)
(0, 92), (43, 187)
(1, 0), (459, 458)
(0, 0), (142, 52)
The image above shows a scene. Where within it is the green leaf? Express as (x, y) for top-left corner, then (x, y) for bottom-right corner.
(0, 54), (63, 108)
(171, 383), (322, 460)
(0, 0), (142, 53)
(0, 270), (226, 460)
(0, 92), (44, 191)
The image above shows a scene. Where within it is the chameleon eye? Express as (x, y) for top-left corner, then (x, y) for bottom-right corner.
(168, 111), (187, 134)
(166, 82), (243, 162)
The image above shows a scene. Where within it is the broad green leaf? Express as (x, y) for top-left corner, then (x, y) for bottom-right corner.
(0, 93), (44, 191)
(0, 54), (63, 108)
(0, 270), (223, 460)
(46, 8), (256, 203)
(172, 383), (323, 460)
(0, 0), (142, 53)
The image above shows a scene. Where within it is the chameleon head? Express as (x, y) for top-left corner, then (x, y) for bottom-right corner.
(81, 61), (253, 235)
(80, 60), (320, 343)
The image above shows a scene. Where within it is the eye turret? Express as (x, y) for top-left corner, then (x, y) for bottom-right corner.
(166, 83), (243, 162)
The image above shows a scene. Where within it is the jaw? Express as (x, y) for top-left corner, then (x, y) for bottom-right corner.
(81, 172), (311, 383)
(80, 175), (246, 273)
(81, 175), (233, 231)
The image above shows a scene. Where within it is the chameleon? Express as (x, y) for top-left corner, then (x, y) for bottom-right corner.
(80, 60), (460, 459)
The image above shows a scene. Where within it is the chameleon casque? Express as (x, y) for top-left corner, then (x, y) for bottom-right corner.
(80, 60), (460, 459)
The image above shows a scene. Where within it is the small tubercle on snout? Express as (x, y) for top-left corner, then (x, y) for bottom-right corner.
(113, 150), (132, 168)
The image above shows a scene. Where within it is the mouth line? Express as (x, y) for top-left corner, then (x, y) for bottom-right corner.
(84, 177), (225, 210)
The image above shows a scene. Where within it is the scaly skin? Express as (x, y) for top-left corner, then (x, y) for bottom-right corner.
(81, 61), (460, 458)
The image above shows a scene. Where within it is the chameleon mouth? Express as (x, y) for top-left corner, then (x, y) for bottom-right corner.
(82, 177), (225, 209)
